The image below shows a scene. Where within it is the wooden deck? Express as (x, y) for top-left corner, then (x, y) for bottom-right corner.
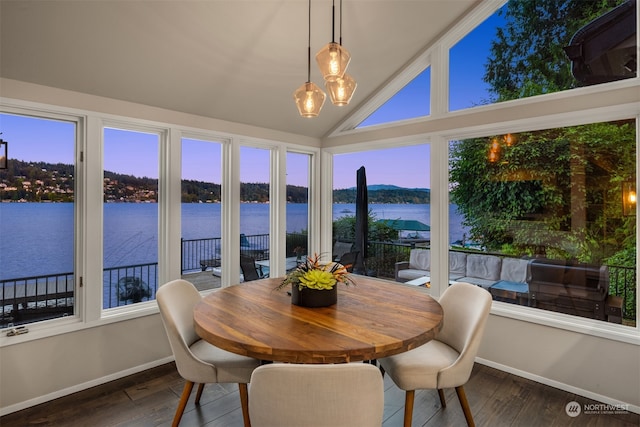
(181, 270), (222, 291)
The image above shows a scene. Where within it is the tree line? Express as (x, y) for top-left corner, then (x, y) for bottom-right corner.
(1, 160), (431, 204)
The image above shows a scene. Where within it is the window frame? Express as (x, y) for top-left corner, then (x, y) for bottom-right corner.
(0, 105), (86, 335)
(444, 110), (639, 344)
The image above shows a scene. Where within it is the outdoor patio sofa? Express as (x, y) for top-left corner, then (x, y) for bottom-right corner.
(528, 258), (613, 321)
(395, 249), (620, 322)
(395, 249), (529, 289)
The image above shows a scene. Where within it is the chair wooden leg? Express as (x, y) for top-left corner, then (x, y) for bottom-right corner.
(239, 383), (251, 427)
(195, 383), (205, 404)
(403, 390), (415, 427)
(173, 381), (194, 427)
(438, 388), (447, 408)
(455, 385), (475, 427)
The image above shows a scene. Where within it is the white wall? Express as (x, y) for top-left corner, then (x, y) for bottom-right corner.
(1, 314), (170, 412)
(479, 314), (640, 410)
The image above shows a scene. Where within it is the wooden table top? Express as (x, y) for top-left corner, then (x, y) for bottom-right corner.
(193, 276), (443, 364)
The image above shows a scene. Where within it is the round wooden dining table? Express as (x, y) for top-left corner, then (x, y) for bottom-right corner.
(193, 276), (443, 364)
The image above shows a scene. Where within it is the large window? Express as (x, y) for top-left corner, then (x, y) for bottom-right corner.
(449, 0), (636, 111)
(103, 127), (159, 309)
(286, 152), (310, 266)
(0, 113), (77, 327)
(239, 147), (270, 280)
(449, 119), (636, 326)
(180, 137), (222, 290)
(357, 67), (431, 128)
(332, 145), (431, 276)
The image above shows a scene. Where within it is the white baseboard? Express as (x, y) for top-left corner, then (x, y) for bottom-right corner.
(0, 356), (174, 417)
(476, 358), (640, 415)
(3, 356), (637, 417)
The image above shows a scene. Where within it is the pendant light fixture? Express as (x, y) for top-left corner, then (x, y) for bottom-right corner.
(315, 0), (351, 83)
(325, 0), (356, 105)
(294, 0), (326, 118)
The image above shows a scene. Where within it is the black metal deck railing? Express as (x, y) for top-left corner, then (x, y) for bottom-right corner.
(1, 272), (74, 328)
(181, 233), (270, 273)
(1, 237), (636, 328)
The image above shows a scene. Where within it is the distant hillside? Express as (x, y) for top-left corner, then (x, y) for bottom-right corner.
(333, 185), (430, 204)
(0, 160), (430, 204)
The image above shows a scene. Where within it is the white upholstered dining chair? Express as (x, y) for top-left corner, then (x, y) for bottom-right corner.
(248, 363), (384, 427)
(156, 279), (261, 427)
(378, 281), (492, 427)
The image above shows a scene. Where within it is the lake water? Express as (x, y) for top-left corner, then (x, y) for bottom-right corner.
(0, 203), (468, 280)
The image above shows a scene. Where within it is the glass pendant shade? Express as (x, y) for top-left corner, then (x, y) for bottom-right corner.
(316, 42), (351, 82)
(293, 81), (326, 118)
(326, 73), (357, 106)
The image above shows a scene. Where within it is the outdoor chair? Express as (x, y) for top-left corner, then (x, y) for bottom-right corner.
(240, 254), (267, 282)
(337, 250), (359, 272)
(332, 241), (353, 261)
(249, 363), (384, 427)
(156, 279), (261, 427)
(378, 282), (492, 427)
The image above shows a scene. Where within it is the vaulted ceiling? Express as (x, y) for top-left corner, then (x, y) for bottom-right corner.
(1, 0), (479, 138)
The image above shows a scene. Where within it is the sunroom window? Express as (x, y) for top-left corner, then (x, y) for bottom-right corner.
(103, 127), (159, 309)
(449, 119), (637, 326)
(180, 137), (222, 291)
(356, 67), (431, 128)
(449, 0), (636, 111)
(286, 152), (311, 267)
(0, 113), (77, 327)
(239, 146), (270, 281)
(332, 144), (431, 277)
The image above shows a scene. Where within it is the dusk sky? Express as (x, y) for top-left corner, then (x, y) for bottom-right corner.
(1, 5), (502, 190)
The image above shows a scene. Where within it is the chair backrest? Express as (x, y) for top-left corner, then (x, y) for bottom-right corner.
(156, 279), (212, 382)
(249, 363), (384, 427)
(332, 241), (353, 260)
(338, 251), (359, 272)
(240, 254), (260, 281)
(435, 282), (492, 387)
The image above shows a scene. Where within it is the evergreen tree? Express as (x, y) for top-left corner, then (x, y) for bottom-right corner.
(450, 0), (635, 262)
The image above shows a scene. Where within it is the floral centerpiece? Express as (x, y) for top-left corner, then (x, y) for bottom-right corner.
(277, 253), (354, 307)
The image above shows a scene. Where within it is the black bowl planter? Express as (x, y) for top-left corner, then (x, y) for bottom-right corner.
(291, 286), (337, 308)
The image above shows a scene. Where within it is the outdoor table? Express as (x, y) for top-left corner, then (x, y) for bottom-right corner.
(193, 276), (443, 364)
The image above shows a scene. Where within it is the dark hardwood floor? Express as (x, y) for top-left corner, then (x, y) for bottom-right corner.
(2, 362), (637, 427)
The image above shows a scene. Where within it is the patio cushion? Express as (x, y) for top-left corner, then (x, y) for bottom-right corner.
(409, 249), (430, 271)
(465, 254), (502, 281)
(457, 276), (497, 289)
(397, 268), (430, 281)
(449, 252), (467, 279)
(500, 258), (530, 283)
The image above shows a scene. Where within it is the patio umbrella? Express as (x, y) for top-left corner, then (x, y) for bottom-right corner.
(353, 166), (368, 274)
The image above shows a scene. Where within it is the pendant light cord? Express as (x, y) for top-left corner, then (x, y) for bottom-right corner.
(339, 0), (342, 46)
(331, 0), (336, 43)
(307, 0), (311, 83)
